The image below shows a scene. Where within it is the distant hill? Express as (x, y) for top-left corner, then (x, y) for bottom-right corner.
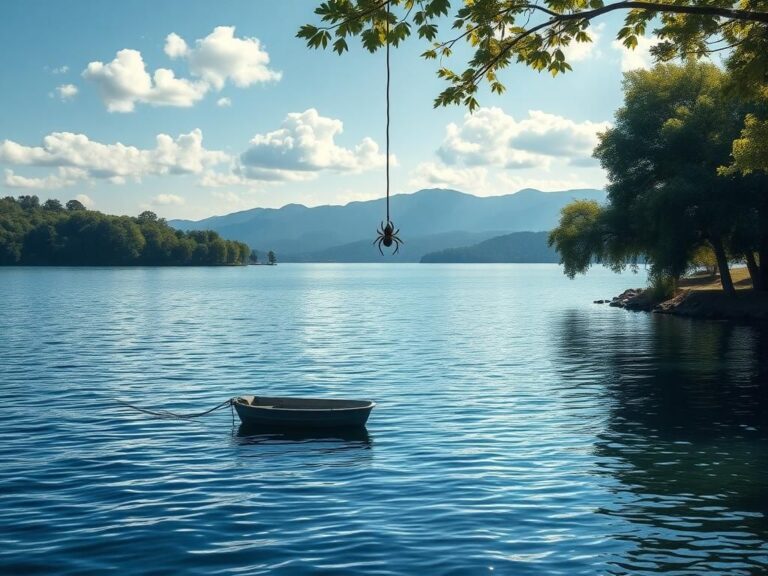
(171, 187), (604, 262)
(420, 231), (558, 263)
(282, 231), (505, 263)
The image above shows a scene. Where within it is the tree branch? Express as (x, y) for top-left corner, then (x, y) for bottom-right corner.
(523, 1), (768, 26)
(466, 1), (768, 88)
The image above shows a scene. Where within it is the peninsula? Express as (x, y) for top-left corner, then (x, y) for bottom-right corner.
(0, 195), (250, 266)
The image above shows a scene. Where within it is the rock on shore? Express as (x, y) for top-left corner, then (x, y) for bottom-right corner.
(605, 287), (768, 321)
(607, 288), (657, 312)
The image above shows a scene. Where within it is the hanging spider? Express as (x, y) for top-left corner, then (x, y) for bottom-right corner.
(373, 220), (404, 255)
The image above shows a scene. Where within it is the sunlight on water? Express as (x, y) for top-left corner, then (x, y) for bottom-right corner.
(0, 264), (766, 575)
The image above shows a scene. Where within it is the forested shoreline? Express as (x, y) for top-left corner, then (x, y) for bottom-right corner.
(0, 196), (250, 266)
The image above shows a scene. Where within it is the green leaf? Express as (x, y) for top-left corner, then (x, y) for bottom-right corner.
(333, 38), (348, 54)
(296, 24), (319, 41)
(361, 28), (381, 52)
(418, 24), (438, 41)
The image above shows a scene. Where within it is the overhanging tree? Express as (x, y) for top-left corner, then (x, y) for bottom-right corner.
(551, 62), (768, 293)
(300, 0), (768, 110)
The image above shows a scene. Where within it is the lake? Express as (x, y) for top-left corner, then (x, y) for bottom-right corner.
(1, 264), (766, 575)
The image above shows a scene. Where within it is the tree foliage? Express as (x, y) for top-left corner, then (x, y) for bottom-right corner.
(300, 0), (768, 111)
(725, 114), (768, 175)
(549, 62), (768, 293)
(547, 201), (606, 279)
(66, 199), (86, 211)
(0, 196), (250, 266)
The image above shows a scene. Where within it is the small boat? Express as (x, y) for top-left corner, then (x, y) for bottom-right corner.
(232, 395), (375, 429)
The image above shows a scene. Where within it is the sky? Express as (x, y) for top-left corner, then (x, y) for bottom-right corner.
(0, 0), (663, 220)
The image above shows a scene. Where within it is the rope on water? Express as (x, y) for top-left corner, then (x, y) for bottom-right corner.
(116, 398), (234, 420)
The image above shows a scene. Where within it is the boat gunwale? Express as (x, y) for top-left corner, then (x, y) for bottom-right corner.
(234, 396), (376, 413)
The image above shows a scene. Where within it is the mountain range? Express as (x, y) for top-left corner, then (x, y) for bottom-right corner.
(420, 231), (558, 263)
(170, 188), (605, 262)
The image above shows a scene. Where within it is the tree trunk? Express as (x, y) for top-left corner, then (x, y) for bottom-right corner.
(759, 239), (768, 293)
(746, 251), (762, 291)
(756, 184), (768, 292)
(711, 237), (736, 296)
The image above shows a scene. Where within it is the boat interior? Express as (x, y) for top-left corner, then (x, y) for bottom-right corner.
(235, 396), (374, 410)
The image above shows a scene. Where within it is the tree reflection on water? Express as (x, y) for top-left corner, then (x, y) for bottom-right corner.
(555, 311), (768, 575)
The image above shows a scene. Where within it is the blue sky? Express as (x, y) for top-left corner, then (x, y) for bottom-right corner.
(0, 0), (660, 219)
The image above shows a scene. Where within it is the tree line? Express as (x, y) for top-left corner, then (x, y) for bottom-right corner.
(0, 196), (251, 266)
(549, 62), (768, 296)
(248, 249), (277, 265)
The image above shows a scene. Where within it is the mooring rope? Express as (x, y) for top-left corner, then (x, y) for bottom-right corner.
(116, 398), (234, 420)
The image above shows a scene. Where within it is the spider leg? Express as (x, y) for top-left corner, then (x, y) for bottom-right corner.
(377, 239), (384, 256)
(392, 235), (404, 244)
(393, 241), (400, 255)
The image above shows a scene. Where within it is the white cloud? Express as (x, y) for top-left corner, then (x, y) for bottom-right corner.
(496, 172), (598, 192)
(407, 162), (603, 197)
(1, 110), (386, 192)
(409, 162), (489, 192)
(237, 108), (389, 181)
(408, 107), (609, 196)
(509, 110), (609, 159)
(612, 35), (662, 72)
(75, 193), (94, 208)
(438, 107), (609, 169)
(207, 189), (274, 214)
(83, 27), (279, 112)
(217, 97), (232, 107)
(3, 167), (86, 190)
(147, 68), (208, 108)
(152, 129), (228, 174)
(56, 84), (78, 101)
(4, 169), (59, 189)
(152, 193), (185, 206)
(83, 49), (208, 112)
(237, 166), (319, 182)
(0, 129), (228, 189)
(211, 190), (243, 204)
(167, 26), (281, 90)
(50, 65), (69, 75)
(199, 168), (284, 187)
(164, 33), (189, 59)
(199, 170), (249, 188)
(562, 23), (604, 63)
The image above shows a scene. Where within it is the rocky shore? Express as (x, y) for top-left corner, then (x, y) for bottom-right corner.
(596, 286), (768, 321)
(601, 288), (657, 312)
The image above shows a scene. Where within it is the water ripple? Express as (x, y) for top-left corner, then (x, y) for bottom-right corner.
(0, 265), (766, 575)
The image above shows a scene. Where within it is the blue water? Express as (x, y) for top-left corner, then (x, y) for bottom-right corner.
(1, 264), (766, 575)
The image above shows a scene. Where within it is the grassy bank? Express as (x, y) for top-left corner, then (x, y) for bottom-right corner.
(607, 268), (768, 321)
(677, 267), (754, 291)
(656, 268), (768, 321)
